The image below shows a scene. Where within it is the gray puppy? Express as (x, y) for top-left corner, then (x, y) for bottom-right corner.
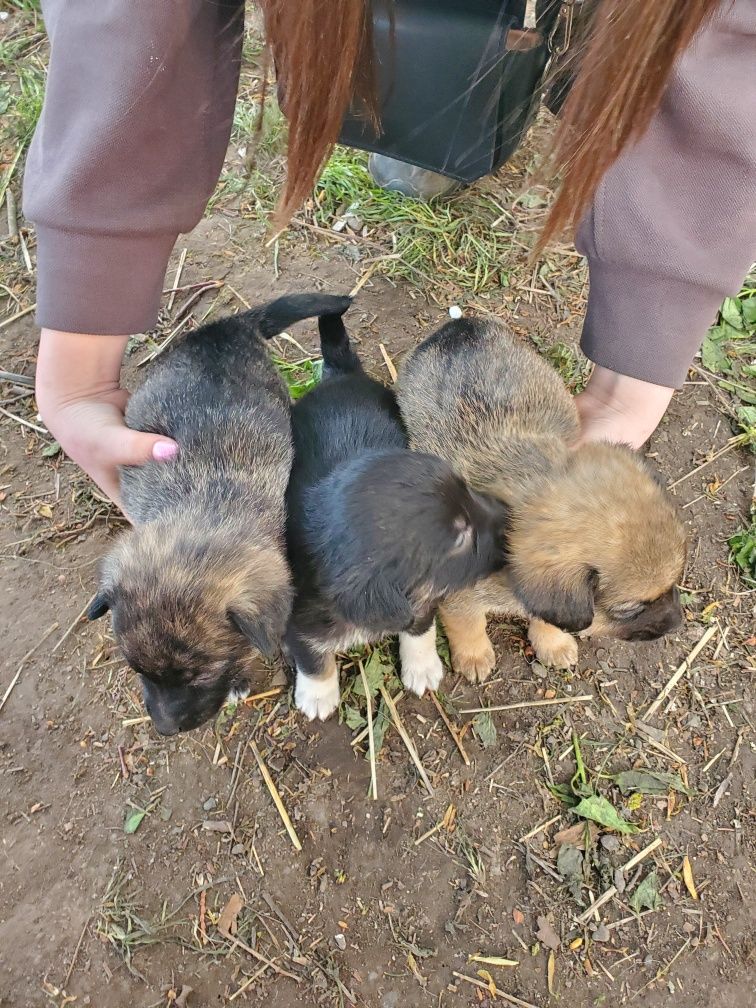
(397, 316), (686, 680)
(88, 292), (351, 734)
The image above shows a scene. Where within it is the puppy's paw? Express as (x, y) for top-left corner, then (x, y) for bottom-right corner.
(528, 620), (578, 669)
(401, 651), (444, 696)
(399, 627), (444, 696)
(295, 672), (340, 721)
(451, 638), (496, 684)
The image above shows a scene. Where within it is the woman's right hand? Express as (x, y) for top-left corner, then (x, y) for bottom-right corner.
(35, 329), (178, 514)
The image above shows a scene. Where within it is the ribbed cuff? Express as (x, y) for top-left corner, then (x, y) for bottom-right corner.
(34, 226), (178, 335)
(580, 258), (724, 389)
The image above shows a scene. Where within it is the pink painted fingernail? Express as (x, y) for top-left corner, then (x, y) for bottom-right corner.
(152, 441), (178, 462)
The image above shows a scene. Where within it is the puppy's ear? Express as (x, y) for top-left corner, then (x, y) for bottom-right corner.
(511, 566), (598, 633)
(87, 591), (111, 620)
(333, 579), (414, 631)
(228, 601), (287, 660)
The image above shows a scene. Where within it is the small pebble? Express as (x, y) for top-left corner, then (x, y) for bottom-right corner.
(334, 933), (347, 951)
(231, 843), (246, 856)
(448, 305), (463, 319)
(592, 923), (610, 943)
(600, 835), (620, 852)
(202, 797), (218, 811)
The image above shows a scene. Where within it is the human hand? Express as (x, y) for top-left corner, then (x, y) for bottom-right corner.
(574, 365), (674, 450)
(35, 329), (178, 514)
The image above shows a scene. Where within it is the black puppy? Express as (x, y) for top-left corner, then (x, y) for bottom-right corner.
(284, 310), (508, 720)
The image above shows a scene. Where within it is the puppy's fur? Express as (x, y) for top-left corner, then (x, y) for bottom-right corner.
(396, 317), (687, 679)
(284, 313), (508, 720)
(88, 293), (351, 735)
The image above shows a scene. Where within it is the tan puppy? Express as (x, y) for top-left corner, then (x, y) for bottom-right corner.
(88, 293), (351, 734)
(396, 316), (686, 680)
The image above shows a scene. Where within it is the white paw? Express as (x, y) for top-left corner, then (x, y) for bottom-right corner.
(295, 672), (340, 721)
(399, 627), (444, 696)
(225, 684), (250, 704)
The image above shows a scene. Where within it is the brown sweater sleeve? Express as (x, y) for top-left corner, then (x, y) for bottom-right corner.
(23, 0), (244, 335)
(576, 0), (756, 389)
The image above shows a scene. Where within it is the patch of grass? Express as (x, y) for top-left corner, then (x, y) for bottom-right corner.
(274, 355), (322, 400)
(96, 866), (173, 980)
(309, 146), (511, 298)
(702, 270), (756, 407)
(729, 510), (756, 586)
(531, 336), (591, 393)
(13, 61), (45, 140)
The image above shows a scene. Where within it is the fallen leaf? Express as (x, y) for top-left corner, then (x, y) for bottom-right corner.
(468, 954), (519, 967)
(629, 871), (662, 914)
(615, 770), (691, 797)
(407, 950), (427, 986)
(477, 969), (497, 995)
(682, 855), (699, 900)
(547, 950), (556, 995)
(472, 711), (497, 749)
(553, 821), (599, 850)
(556, 843), (585, 903)
(124, 807), (146, 834)
(535, 916), (560, 951)
(573, 795), (638, 834)
(217, 893), (244, 938)
(569, 937), (583, 950)
(36, 502), (53, 519)
(512, 909), (525, 926)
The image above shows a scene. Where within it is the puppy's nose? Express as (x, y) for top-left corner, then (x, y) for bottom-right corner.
(150, 717), (181, 737)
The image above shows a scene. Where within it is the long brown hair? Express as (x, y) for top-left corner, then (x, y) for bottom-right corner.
(261, 0), (721, 242)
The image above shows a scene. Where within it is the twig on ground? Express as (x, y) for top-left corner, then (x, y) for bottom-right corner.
(249, 740), (302, 851)
(575, 839), (663, 925)
(519, 815), (560, 843)
(0, 370), (34, 387)
(52, 595), (95, 653)
(167, 248), (188, 313)
(414, 803), (454, 846)
(451, 970), (539, 1008)
(644, 625), (718, 721)
(0, 621), (59, 715)
(461, 695), (593, 714)
(63, 916), (91, 988)
(668, 440), (740, 490)
(378, 342), (398, 383)
(429, 690), (471, 766)
(0, 404), (47, 434)
(378, 684), (434, 796)
(0, 303), (36, 330)
(359, 659), (378, 801)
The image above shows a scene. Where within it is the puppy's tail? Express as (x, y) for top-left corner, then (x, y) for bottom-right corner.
(249, 292), (353, 340)
(318, 311), (363, 376)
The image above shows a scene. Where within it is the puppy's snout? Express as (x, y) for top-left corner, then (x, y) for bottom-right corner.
(623, 587), (682, 642)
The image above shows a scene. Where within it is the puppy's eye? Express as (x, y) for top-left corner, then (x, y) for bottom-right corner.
(452, 516), (473, 551)
(612, 602), (646, 622)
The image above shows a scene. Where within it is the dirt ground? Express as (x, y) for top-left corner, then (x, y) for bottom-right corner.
(2, 207), (754, 1008)
(1, 10), (755, 1002)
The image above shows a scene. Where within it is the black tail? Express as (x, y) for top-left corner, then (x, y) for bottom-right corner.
(243, 292), (353, 340)
(318, 311), (363, 376)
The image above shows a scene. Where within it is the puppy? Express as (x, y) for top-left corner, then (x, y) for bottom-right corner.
(396, 316), (687, 679)
(88, 293), (351, 735)
(284, 311), (508, 720)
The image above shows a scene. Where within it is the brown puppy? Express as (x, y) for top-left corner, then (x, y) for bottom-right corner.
(88, 292), (351, 734)
(396, 316), (686, 680)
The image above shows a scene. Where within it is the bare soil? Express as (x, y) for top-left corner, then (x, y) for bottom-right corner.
(1, 209), (754, 1008)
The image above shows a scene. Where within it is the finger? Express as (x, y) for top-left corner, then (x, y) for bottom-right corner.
(108, 426), (179, 467)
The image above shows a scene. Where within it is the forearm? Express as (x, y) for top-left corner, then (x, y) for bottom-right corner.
(24, 0), (244, 335)
(576, 0), (756, 389)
